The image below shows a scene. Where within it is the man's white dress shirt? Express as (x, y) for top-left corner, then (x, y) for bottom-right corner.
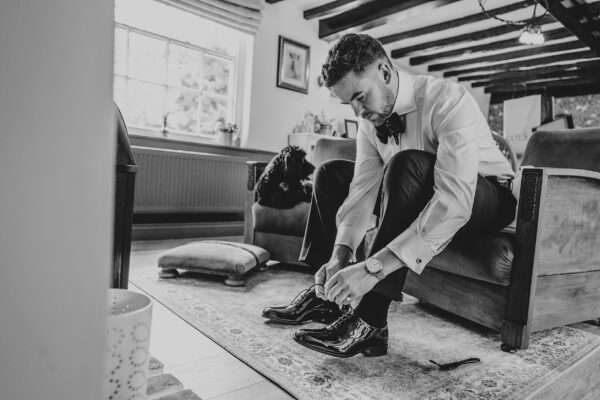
(334, 69), (515, 274)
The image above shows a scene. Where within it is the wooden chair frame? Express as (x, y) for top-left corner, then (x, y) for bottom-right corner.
(501, 166), (600, 348)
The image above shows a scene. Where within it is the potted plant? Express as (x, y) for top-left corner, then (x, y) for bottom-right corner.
(291, 111), (335, 135)
(216, 117), (238, 146)
(314, 111), (334, 135)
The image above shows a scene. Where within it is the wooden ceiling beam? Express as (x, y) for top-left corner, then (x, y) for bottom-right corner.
(391, 15), (555, 58)
(379, 0), (535, 45)
(484, 76), (600, 94)
(409, 27), (572, 65)
(319, 0), (457, 41)
(304, 0), (360, 20)
(536, 0), (600, 55)
(428, 40), (587, 71)
(472, 69), (598, 88)
(470, 59), (600, 85)
(490, 82), (600, 103)
(457, 59), (600, 81)
(443, 49), (598, 77)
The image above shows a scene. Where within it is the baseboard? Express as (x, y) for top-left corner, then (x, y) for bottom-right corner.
(132, 221), (243, 241)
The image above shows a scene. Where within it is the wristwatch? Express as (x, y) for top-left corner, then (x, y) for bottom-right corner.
(365, 257), (385, 281)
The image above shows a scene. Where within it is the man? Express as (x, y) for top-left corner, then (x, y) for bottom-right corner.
(262, 34), (516, 358)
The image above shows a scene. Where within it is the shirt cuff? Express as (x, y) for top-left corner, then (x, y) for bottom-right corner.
(334, 223), (364, 252)
(386, 226), (438, 274)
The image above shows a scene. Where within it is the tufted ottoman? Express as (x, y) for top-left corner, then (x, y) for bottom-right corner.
(157, 240), (270, 286)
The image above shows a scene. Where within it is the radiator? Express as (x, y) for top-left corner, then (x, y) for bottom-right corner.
(132, 146), (247, 214)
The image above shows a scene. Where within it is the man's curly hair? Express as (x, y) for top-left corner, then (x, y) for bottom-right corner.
(320, 33), (391, 88)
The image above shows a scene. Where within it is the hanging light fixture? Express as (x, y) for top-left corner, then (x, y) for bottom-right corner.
(478, 0), (548, 45)
(519, 23), (545, 45)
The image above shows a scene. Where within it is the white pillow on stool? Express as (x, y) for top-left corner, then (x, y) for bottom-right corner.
(157, 240), (270, 286)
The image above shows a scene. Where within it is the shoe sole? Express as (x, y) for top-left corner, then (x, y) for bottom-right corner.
(292, 335), (387, 358)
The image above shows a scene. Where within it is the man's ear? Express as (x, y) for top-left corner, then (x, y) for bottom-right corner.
(379, 62), (392, 84)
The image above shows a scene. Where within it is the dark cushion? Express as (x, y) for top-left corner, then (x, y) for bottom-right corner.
(254, 198), (514, 285)
(427, 233), (515, 286)
(253, 202), (310, 236)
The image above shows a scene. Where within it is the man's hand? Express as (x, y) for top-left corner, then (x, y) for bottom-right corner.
(314, 245), (353, 299)
(324, 262), (379, 308)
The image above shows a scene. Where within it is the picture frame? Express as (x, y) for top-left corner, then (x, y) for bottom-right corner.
(277, 36), (310, 94)
(344, 119), (359, 138)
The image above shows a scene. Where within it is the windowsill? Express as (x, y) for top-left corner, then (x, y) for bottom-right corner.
(128, 126), (219, 144)
(129, 133), (276, 158)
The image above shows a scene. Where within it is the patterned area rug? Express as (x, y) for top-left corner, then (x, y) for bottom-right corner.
(131, 250), (600, 400)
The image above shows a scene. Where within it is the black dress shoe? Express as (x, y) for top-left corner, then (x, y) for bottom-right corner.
(293, 312), (388, 358)
(293, 305), (353, 342)
(262, 286), (341, 325)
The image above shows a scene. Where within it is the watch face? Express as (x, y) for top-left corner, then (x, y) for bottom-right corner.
(367, 259), (383, 274)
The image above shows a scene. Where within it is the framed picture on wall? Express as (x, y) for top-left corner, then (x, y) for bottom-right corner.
(345, 119), (359, 138)
(277, 36), (310, 94)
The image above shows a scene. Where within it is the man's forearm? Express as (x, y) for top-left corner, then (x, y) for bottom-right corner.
(371, 246), (405, 277)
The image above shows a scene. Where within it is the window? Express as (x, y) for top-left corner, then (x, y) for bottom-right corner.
(114, 0), (251, 142)
(488, 103), (504, 135)
(554, 94), (600, 128)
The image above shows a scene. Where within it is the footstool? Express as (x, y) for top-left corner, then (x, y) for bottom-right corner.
(157, 240), (270, 286)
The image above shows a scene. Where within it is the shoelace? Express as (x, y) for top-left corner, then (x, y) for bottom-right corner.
(289, 284), (316, 306)
(326, 306), (354, 330)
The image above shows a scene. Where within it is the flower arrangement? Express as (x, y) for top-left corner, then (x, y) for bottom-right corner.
(216, 117), (238, 134)
(215, 117), (239, 146)
(292, 111), (335, 135)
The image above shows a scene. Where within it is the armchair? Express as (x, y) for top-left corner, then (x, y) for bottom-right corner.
(244, 128), (600, 350)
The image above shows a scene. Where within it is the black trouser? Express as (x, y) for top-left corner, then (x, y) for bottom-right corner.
(298, 150), (517, 303)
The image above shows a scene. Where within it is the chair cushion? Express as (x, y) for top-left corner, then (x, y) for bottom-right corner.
(253, 200), (515, 285)
(252, 202), (310, 236)
(427, 233), (515, 286)
(157, 240), (270, 275)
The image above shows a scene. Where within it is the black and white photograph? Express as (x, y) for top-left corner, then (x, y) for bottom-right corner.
(3, 0), (600, 399)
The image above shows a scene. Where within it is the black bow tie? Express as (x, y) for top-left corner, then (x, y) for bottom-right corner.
(375, 113), (406, 145)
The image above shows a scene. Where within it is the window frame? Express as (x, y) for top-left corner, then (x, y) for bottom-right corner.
(114, 22), (239, 142)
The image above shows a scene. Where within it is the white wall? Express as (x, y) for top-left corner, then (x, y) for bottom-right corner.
(504, 95), (542, 158)
(0, 1), (114, 399)
(246, 2), (353, 152)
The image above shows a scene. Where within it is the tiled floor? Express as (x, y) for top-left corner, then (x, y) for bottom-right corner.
(130, 238), (294, 400)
